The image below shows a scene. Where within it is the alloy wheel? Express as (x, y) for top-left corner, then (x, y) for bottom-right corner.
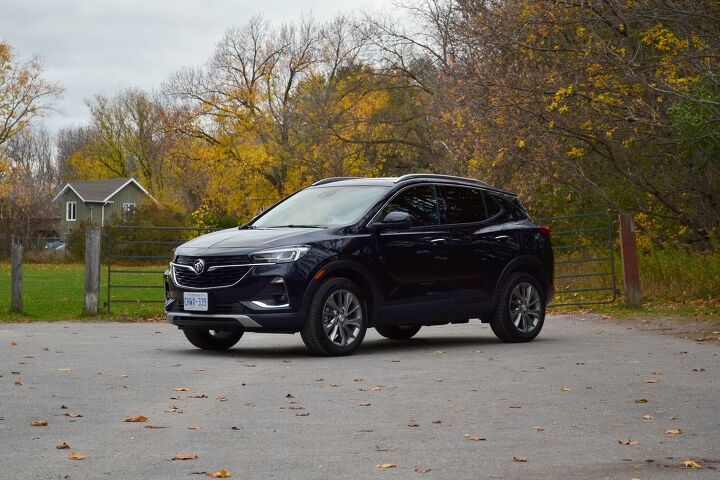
(508, 282), (542, 333)
(322, 289), (362, 347)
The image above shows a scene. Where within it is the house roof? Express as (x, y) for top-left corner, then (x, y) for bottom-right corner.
(52, 178), (156, 204)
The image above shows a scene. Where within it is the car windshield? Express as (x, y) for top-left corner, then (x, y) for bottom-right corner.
(252, 185), (391, 228)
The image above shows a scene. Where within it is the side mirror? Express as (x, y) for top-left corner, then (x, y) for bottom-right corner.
(373, 211), (414, 230)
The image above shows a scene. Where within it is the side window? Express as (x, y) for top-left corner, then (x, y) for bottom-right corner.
(439, 186), (488, 224)
(382, 185), (439, 226)
(483, 193), (503, 219)
(66, 201), (77, 221)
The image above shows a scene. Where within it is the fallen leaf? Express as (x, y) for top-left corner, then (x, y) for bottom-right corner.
(216, 395), (227, 402)
(68, 452), (85, 460)
(534, 427), (545, 432)
(174, 387), (191, 392)
(642, 415), (653, 420)
(432, 419), (442, 424)
(618, 439), (640, 445)
(377, 464), (397, 469)
(692, 368), (705, 372)
(414, 466), (431, 473)
(207, 470), (231, 478)
(165, 406), (183, 413)
(665, 429), (683, 435)
(295, 412), (310, 416)
(195, 368), (206, 372)
(31, 420), (48, 426)
(56, 442), (70, 449)
(683, 459), (702, 468)
(64, 412), (83, 418)
(330, 384), (338, 387)
(188, 425), (200, 430)
(513, 456), (529, 462)
(375, 446), (394, 452)
(57, 368), (72, 372)
(123, 415), (149, 423)
(560, 387), (572, 392)
(169, 453), (198, 460)
(408, 422), (419, 427)
(354, 378), (365, 382)
(11, 342), (17, 346)
(645, 378), (659, 384)
(14, 381), (22, 386)
(465, 435), (486, 441)
(434, 350), (445, 354)
(286, 393), (294, 398)
(371, 385), (383, 391)
(144, 425), (168, 429)
(634, 399), (648, 404)
(231, 426), (240, 430)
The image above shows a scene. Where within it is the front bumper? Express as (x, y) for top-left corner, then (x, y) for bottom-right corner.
(166, 310), (304, 332)
(164, 259), (313, 332)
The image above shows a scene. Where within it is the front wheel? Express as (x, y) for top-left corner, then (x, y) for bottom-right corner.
(183, 328), (243, 350)
(376, 325), (422, 340)
(301, 278), (367, 356)
(490, 273), (545, 343)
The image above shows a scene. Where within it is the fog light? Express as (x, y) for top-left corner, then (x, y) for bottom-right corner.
(251, 277), (290, 308)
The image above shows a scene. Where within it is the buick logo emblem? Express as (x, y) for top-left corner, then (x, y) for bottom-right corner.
(192, 259), (205, 275)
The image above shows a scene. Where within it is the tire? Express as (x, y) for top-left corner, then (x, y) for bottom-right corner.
(300, 277), (368, 356)
(183, 328), (243, 350)
(376, 325), (422, 340)
(490, 272), (545, 343)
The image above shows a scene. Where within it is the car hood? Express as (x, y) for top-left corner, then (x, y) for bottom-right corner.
(175, 227), (323, 255)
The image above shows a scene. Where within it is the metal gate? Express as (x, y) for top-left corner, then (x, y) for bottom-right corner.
(539, 213), (617, 307)
(105, 214), (617, 312)
(105, 226), (217, 312)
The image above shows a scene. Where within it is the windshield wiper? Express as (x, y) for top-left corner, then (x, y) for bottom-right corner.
(265, 224), (325, 228)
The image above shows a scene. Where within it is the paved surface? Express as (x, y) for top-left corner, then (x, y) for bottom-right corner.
(1, 315), (718, 480)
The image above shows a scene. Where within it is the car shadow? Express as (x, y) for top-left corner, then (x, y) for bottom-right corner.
(163, 333), (557, 360)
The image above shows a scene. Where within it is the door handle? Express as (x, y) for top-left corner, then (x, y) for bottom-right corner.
(430, 238), (448, 245)
(494, 235), (512, 243)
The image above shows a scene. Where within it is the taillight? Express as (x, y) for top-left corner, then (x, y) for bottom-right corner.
(538, 225), (551, 238)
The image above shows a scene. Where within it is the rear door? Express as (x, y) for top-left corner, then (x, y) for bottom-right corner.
(374, 185), (453, 324)
(437, 186), (520, 314)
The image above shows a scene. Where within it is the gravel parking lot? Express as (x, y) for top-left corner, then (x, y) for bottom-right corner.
(1, 315), (718, 479)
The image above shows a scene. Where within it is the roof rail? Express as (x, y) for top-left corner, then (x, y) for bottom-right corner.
(311, 177), (364, 186)
(394, 174), (488, 186)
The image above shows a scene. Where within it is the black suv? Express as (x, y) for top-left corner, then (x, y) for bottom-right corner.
(164, 174), (553, 356)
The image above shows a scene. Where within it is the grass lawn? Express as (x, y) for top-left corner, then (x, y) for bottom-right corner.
(0, 263), (165, 321)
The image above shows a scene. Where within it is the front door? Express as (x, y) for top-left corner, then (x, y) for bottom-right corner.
(374, 185), (452, 325)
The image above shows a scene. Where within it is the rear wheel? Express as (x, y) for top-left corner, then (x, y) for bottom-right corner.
(301, 278), (367, 356)
(376, 325), (421, 340)
(183, 328), (243, 350)
(490, 272), (545, 343)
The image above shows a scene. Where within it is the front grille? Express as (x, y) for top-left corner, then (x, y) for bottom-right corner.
(176, 255), (251, 266)
(173, 255), (252, 289)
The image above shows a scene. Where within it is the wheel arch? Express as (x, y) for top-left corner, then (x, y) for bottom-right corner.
(302, 260), (381, 327)
(493, 256), (552, 306)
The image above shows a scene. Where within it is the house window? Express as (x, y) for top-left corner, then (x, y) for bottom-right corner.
(122, 203), (137, 215)
(66, 201), (77, 221)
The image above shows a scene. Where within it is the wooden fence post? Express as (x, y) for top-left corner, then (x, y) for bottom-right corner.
(11, 235), (23, 313)
(84, 227), (102, 315)
(619, 213), (641, 308)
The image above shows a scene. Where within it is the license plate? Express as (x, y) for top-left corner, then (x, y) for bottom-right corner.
(183, 292), (208, 311)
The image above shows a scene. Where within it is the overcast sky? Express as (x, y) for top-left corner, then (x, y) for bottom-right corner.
(2, 0), (390, 134)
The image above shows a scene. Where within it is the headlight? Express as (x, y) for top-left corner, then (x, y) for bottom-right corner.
(249, 246), (310, 264)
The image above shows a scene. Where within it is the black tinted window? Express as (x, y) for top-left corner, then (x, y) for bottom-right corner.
(483, 193), (503, 219)
(383, 186), (439, 226)
(439, 186), (488, 224)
